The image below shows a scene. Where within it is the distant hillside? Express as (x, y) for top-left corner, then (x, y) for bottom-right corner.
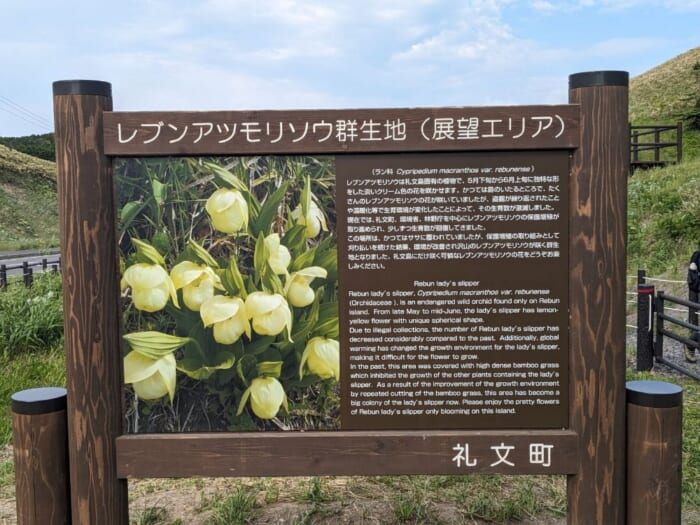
(630, 46), (700, 122)
(630, 46), (700, 160)
(0, 144), (58, 251)
(0, 133), (55, 162)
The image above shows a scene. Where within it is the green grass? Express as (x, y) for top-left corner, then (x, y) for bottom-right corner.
(0, 272), (64, 358)
(628, 156), (700, 276)
(204, 487), (259, 525)
(0, 144), (59, 251)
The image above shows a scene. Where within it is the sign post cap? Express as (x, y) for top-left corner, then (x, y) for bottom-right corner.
(569, 71), (629, 89)
(53, 80), (112, 97)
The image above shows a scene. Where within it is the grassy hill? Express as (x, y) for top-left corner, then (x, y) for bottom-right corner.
(627, 47), (700, 276)
(0, 144), (58, 251)
(630, 46), (700, 160)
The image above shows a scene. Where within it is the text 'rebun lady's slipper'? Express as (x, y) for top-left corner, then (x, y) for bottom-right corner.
(264, 233), (291, 275)
(292, 199), (328, 238)
(285, 266), (327, 307)
(121, 263), (179, 312)
(300, 336), (340, 380)
(205, 188), (248, 233)
(245, 291), (292, 339)
(200, 295), (251, 344)
(170, 261), (224, 311)
(237, 376), (288, 419)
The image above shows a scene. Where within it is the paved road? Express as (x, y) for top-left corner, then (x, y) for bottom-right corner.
(0, 249), (61, 279)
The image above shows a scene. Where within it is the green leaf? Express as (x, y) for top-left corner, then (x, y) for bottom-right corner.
(301, 175), (311, 218)
(314, 247), (338, 282)
(151, 179), (169, 206)
(279, 294), (321, 353)
(282, 224), (307, 254)
(131, 238), (165, 266)
(203, 162), (249, 194)
(312, 301), (339, 338)
(186, 240), (219, 269)
(253, 232), (268, 278)
(236, 385), (252, 416)
(257, 361), (283, 378)
(123, 331), (192, 360)
(251, 181), (289, 237)
(244, 335), (276, 356)
(177, 349), (235, 380)
(260, 265), (284, 295)
(236, 354), (258, 386)
(290, 245), (317, 272)
(119, 200), (147, 235)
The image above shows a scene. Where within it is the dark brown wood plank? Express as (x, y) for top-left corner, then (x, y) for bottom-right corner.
(104, 105), (579, 156)
(12, 411), (70, 524)
(567, 73), (628, 524)
(116, 430), (579, 478)
(53, 82), (128, 524)
(626, 404), (682, 525)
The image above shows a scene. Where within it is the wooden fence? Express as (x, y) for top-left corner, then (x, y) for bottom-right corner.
(630, 122), (682, 172)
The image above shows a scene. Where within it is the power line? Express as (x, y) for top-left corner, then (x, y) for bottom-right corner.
(0, 95), (53, 134)
(0, 94), (53, 127)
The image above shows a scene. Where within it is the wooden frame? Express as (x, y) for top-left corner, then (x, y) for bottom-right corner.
(53, 71), (628, 524)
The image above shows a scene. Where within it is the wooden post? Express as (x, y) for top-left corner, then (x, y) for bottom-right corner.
(568, 71), (629, 524)
(12, 387), (70, 524)
(53, 80), (128, 524)
(626, 380), (683, 525)
(637, 284), (655, 371)
(655, 292), (666, 361)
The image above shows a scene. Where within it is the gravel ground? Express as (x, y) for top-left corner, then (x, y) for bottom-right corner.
(626, 322), (700, 379)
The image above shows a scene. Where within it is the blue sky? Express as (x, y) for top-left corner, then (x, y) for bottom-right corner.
(1, 0), (698, 137)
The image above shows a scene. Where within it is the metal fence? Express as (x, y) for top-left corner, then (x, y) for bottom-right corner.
(633, 270), (700, 381)
(0, 257), (61, 290)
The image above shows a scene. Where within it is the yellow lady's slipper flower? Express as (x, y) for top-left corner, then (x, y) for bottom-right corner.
(292, 199), (328, 238)
(121, 263), (179, 312)
(264, 233), (291, 275)
(299, 336), (340, 380)
(285, 266), (327, 307)
(170, 261), (224, 311)
(200, 295), (251, 344)
(123, 351), (177, 402)
(237, 376), (288, 419)
(205, 188), (249, 234)
(245, 291), (292, 338)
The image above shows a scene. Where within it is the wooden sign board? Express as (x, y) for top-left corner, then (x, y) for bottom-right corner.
(53, 71), (629, 524)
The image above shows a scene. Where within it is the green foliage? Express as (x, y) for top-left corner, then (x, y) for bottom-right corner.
(205, 487), (258, 525)
(392, 491), (435, 523)
(0, 133), (55, 161)
(628, 157), (700, 275)
(131, 506), (169, 525)
(117, 156), (339, 430)
(0, 144), (58, 251)
(302, 477), (332, 504)
(0, 273), (63, 357)
(630, 46), (700, 161)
